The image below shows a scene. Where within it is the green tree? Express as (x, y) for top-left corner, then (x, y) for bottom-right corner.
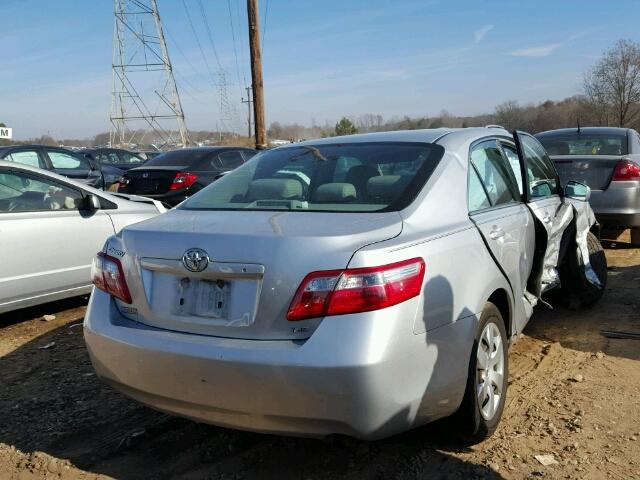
(334, 117), (358, 136)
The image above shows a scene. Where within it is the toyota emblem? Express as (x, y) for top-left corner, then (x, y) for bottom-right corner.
(182, 248), (210, 272)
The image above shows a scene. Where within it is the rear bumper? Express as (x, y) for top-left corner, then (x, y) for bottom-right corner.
(589, 183), (640, 227)
(118, 188), (192, 207)
(84, 289), (476, 439)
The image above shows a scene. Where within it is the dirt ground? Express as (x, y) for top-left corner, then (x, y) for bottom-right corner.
(1, 233), (639, 480)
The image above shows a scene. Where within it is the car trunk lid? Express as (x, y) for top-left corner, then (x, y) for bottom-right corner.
(124, 166), (187, 195)
(117, 209), (403, 340)
(551, 155), (623, 190)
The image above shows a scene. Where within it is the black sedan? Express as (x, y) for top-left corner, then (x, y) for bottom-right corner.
(117, 146), (257, 206)
(0, 145), (122, 190)
(83, 148), (147, 172)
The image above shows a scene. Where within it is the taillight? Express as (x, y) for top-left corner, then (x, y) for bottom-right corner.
(117, 176), (130, 190)
(170, 172), (198, 190)
(612, 159), (640, 181)
(91, 252), (132, 304)
(287, 258), (425, 321)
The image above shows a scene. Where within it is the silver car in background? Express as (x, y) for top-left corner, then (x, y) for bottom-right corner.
(84, 128), (605, 441)
(536, 127), (640, 244)
(0, 161), (165, 313)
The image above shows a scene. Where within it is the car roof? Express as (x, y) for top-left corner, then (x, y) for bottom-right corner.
(535, 127), (631, 137)
(0, 144), (81, 153)
(158, 146), (255, 153)
(0, 159), (92, 184)
(279, 127), (511, 149)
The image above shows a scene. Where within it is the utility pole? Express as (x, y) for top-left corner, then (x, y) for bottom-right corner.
(246, 0), (267, 149)
(241, 86), (253, 139)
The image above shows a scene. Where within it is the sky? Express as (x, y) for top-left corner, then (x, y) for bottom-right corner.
(3, 0), (640, 140)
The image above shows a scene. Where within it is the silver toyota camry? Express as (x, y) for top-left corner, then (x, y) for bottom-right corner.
(84, 128), (606, 441)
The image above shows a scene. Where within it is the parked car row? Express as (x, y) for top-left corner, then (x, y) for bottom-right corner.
(0, 145), (257, 203)
(83, 127), (608, 443)
(0, 145), (122, 190)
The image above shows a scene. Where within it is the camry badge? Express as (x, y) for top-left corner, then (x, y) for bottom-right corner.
(142, 172), (149, 178)
(182, 248), (210, 272)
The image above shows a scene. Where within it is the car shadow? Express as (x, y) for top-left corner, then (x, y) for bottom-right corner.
(0, 300), (502, 479)
(0, 296), (88, 328)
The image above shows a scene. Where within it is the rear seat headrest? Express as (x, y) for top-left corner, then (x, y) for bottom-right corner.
(314, 183), (356, 203)
(247, 178), (302, 200)
(367, 175), (409, 200)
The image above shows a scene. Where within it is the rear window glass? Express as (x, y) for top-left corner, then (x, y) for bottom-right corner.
(144, 149), (217, 167)
(538, 133), (628, 156)
(181, 142), (444, 213)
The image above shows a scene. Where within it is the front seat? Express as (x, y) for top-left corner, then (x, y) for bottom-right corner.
(345, 165), (379, 200)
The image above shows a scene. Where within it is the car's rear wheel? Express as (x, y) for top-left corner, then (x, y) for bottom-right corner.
(453, 302), (508, 443)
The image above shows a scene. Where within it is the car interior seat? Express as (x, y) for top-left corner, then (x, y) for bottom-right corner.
(345, 165), (379, 200)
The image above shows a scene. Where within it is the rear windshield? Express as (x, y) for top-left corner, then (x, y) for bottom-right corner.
(143, 149), (216, 167)
(538, 133), (628, 156)
(181, 142), (444, 213)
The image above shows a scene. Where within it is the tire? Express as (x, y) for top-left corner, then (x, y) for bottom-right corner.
(631, 227), (640, 246)
(453, 302), (508, 443)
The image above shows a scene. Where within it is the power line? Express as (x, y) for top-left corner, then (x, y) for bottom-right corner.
(164, 25), (211, 86)
(262, 0), (270, 53)
(227, 0), (244, 98)
(235, 0), (250, 86)
(181, 0), (216, 85)
(197, 0), (223, 70)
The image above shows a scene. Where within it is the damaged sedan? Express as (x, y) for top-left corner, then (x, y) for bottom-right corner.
(84, 127), (606, 442)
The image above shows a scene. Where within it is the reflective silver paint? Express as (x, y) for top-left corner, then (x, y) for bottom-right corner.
(84, 128), (598, 439)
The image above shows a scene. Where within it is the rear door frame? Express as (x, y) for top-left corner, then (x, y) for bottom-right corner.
(467, 136), (536, 334)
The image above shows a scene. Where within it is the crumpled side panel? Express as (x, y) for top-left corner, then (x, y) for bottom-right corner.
(572, 201), (603, 288)
(540, 203), (574, 293)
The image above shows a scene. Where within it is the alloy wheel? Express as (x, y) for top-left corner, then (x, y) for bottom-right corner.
(476, 321), (505, 421)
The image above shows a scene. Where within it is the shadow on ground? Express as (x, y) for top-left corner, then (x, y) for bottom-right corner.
(528, 241), (640, 362)
(1, 302), (501, 479)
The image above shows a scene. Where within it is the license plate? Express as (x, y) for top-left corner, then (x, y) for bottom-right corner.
(176, 279), (229, 318)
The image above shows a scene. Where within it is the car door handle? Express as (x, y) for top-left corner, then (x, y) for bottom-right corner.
(489, 227), (505, 240)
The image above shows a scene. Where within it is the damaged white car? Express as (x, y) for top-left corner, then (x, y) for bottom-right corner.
(84, 128), (606, 441)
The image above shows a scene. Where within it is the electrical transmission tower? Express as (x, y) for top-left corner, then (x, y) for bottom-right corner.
(110, 0), (190, 148)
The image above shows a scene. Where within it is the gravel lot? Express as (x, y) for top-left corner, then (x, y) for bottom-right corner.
(1, 232), (639, 480)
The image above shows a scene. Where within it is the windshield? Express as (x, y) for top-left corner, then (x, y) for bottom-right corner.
(181, 142), (444, 213)
(538, 133), (628, 156)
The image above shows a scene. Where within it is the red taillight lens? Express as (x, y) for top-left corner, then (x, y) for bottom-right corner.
(612, 159), (640, 181)
(170, 172), (198, 190)
(287, 258), (425, 321)
(91, 252), (132, 304)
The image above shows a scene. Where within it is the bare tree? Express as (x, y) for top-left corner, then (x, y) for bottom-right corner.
(584, 39), (640, 127)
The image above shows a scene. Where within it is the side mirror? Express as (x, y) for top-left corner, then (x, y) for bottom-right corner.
(530, 180), (553, 198)
(83, 193), (101, 211)
(86, 158), (98, 171)
(564, 180), (591, 201)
